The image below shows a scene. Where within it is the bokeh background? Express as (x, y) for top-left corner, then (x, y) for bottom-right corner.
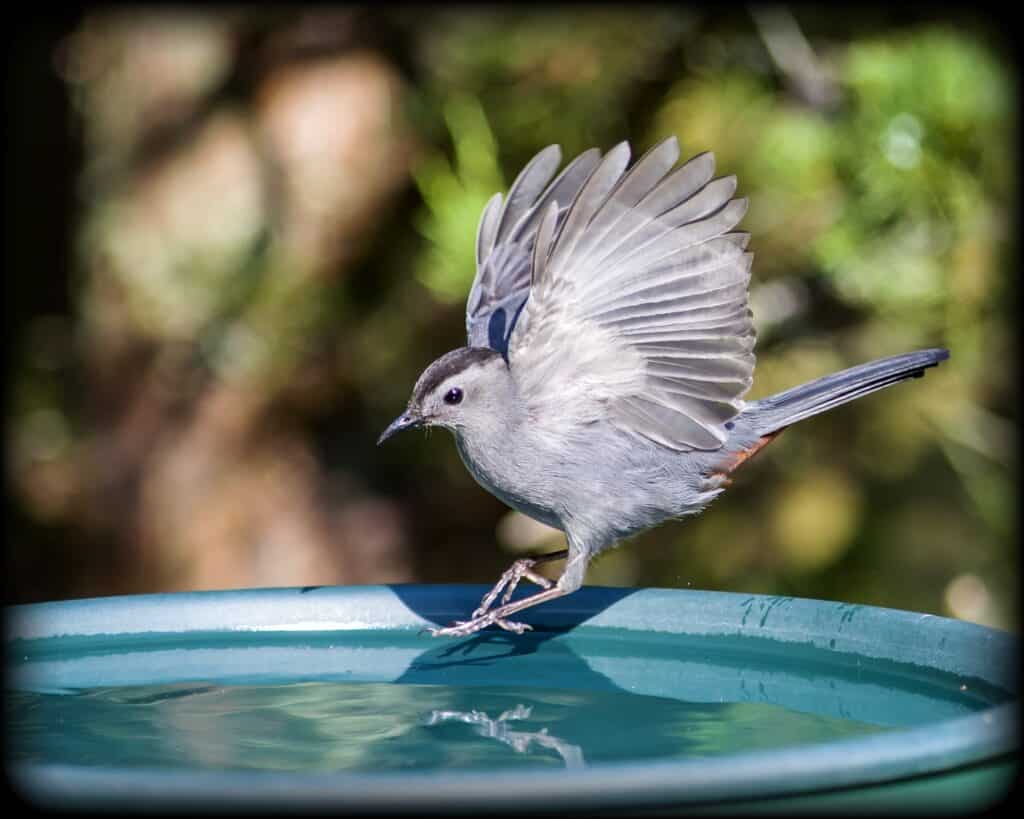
(6, 6), (1016, 630)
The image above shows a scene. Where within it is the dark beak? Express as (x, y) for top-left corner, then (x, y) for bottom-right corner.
(377, 411), (423, 445)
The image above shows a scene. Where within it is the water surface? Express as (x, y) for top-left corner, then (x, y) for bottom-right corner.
(8, 626), (1010, 773)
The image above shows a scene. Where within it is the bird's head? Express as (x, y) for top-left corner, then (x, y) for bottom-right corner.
(378, 347), (510, 444)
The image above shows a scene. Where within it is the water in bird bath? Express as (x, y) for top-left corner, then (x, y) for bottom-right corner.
(8, 625), (1010, 774)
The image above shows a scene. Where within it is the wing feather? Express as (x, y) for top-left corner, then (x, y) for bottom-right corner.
(544, 142), (631, 277)
(576, 153), (720, 275)
(507, 139), (756, 450)
(475, 192), (503, 268)
(466, 146), (601, 353)
(639, 151), (717, 216)
(569, 138), (681, 268)
(507, 148), (602, 245)
(532, 201), (561, 284)
(596, 198), (749, 283)
(494, 145), (562, 247)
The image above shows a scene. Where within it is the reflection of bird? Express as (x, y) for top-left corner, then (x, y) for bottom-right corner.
(379, 138), (948, 637)
(424, 705), (585, 768)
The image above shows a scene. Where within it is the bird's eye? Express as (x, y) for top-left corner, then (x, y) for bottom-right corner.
(444, 387), (463, 405)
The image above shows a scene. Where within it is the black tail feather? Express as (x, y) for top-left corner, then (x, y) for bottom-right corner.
(750, 348), (949, 434)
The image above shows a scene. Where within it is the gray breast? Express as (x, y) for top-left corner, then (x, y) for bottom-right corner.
(453, 434), (566, 531)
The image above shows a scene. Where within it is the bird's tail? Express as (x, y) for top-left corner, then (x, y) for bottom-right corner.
(748, 348), (949, 435)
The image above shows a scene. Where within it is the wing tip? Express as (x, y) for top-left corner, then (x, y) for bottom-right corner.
(524, 142), (562, 166)
(690, 150), (716, 170)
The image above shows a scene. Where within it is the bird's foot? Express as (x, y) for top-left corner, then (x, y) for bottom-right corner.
(427, 613), (533, 638)
(427, 581), (570, 638)
(472, 558), (554, 619)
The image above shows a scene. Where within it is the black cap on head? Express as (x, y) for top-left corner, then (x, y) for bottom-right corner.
(411, 346), (504, 406)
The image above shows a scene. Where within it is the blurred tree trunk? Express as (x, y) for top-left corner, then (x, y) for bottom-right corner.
(13, 9), (418, 594)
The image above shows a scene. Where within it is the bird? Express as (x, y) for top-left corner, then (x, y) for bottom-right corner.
(378, 137), (949, 637)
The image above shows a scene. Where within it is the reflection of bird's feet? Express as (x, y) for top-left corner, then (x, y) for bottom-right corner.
(428, 613), (533, 638)
(472, 558), (554, 619)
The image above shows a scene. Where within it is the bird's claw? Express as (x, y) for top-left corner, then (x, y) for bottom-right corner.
(427, 614), (533, 638)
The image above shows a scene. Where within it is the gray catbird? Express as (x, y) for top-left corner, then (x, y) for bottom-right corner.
(379, 137), (949, 637)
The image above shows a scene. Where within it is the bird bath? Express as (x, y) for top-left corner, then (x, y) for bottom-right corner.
(6, 584), (1018, 812)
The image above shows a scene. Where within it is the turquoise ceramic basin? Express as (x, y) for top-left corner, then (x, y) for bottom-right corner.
(6, 585), (1018, 812)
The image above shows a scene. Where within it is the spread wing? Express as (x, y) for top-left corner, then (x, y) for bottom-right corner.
(507, 137), (755, 451)
(466, 145), (602, 356)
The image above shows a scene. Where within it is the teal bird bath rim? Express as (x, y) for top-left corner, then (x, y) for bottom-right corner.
(6, 585), (1018, 812)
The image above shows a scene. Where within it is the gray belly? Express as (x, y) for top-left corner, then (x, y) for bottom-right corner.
(452, 424), (729, 545)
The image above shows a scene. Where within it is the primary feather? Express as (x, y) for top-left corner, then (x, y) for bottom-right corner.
(507, 137), (755, 451)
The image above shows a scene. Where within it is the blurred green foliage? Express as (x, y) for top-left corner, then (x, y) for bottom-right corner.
(414, 95), (504, 301)
(7, 7), (1015, 630)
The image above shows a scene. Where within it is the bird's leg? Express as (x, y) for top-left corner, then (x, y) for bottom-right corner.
(471, 550), (569, 618)
(429, 550), (587, 638)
